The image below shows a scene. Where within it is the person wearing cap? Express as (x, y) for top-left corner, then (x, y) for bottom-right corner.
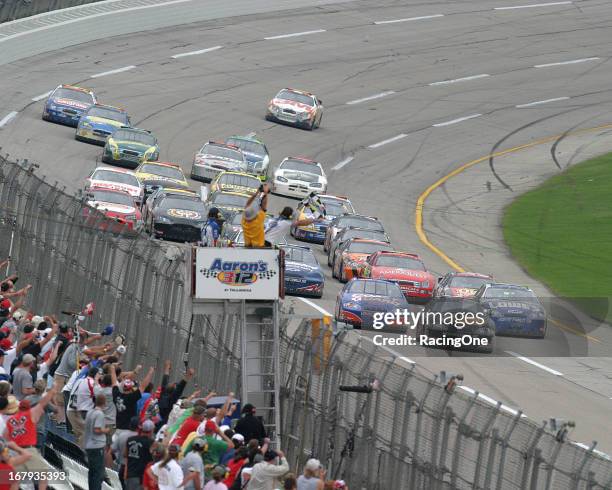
(297, 459), (325, 490)
(67, 366), (99, 447)
(220, 432), (244, 466)
(202, 208), (224, 247)
(5, 385), (58, 490)
(180, 437), (206, 490)
(111, 364), (155, 436)
(143, 442), (166, 490)
(202, 419), (233, 479)
(173, 403), (206, 446)
(11, 353), (36, 401)
(149, 444), (184, 490)
(83, 394), (110, 490)
(124, 419), (155, 489)
(234, 403), (267, 445)
(242, 183), (270, 248)
(24, 379), (58, 456)
(204, 465), (228, 490)
(248, 448), (289, 490)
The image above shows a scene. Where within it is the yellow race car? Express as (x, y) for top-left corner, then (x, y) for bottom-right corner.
(75, 104), (130, 145)
(210, 171), (261, 195)
(134, 161), (190, 196)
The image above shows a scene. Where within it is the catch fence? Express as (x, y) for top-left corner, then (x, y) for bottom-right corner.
(0, 0), (102, 23)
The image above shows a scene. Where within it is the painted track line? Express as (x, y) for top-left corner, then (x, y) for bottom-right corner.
(32, 91), (52, 102)
(374, 14), (444, 25)
(346, 91), (395, 105)
(433, 113), (482, 127)
(506, 351), (563, 376)
(534, 57), (600, 68)
(494, 1), (572, 10)
(368, 133), (407, 149)
(171, 45), (222, 59)
(332, 156), (354, 171)
(0, 111), (18, 128)
(0, 0), (191, 44)
(298, 297), (332, 317)
(91, 65), (136, 78)
(264, 29), (325, 40)
(429, 74), (490, 86)
(516, 96), (570, 108)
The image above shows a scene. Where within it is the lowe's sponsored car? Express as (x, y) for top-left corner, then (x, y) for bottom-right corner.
(280, 245), (324, 298)
(335, 278), (409, 330)
(42, 85), (96, 127)
(475, 283), (547, 338)
(195, 248), (280, 300)
(76, 104), (130, 145)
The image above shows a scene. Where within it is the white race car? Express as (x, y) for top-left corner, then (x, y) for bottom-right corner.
(272, 157), (327, 198)
(265, 88), (323, 130)
(85, 167), (144, 205)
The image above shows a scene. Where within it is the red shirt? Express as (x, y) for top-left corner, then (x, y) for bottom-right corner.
(6, 410), (36, 447)
(224, 458), (246, 487)
(172, 417), (200, 446)
(142, 462), (158, 490)
(0, 461), (16, 490)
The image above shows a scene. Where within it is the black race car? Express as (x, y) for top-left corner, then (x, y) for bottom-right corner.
(142, 187), (206, 243)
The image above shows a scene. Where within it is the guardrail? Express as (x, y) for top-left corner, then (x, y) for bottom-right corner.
(0, 0), (102, 23)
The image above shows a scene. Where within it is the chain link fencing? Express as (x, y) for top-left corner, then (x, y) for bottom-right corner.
(1, 154), (611, 488)
(0, 0), (102, 23)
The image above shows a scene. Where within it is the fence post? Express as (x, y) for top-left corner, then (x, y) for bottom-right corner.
(571, 443), (597, 490)
(409, 375), (438, 489)
(520, 422), (547, 489)
(473, 402), (501, 489)
(449, 392), (477, 489)
(495, 410), (523, 490)
(529, 448), (543, 490)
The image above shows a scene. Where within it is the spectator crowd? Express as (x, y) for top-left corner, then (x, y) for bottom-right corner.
(0, 267), (349, 490)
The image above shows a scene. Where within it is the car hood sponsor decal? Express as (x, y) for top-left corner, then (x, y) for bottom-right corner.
(450, 287), (478, 297)
(344, 253), (370, 263)
(89, 181), (140, 196)
(116, 142), (150, 151)
(285, 262), (317, 273)
(280, 171), (319, 183)
(138, 174), (184, 185)
(372, 267), (429, 280)
(166, 208), (202, 220)
(54, 98), (89, 110)
(272, 98), (313, 112)
(88, 201), (135, 214)
(86, 116), (124, 127)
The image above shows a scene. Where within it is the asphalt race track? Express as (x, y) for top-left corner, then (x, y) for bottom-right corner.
(1, 0), (612, 452)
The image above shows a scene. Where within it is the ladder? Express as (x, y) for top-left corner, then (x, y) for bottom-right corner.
(240, 300), (281, 446)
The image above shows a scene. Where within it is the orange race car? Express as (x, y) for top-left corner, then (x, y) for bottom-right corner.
(332, 238), (393, 283)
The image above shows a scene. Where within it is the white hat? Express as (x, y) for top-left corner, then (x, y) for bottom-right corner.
(220, 425), (230, 433)
(12, 311), (23, 321)
(232, 433), (245, 442)
(31, 315), (44, 328)
(305, 459), (322, 472)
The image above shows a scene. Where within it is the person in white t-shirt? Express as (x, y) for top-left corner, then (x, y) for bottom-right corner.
(149, 444), (184, 490)
(265, 207), (322, 245)
(67, 366), (98, 447)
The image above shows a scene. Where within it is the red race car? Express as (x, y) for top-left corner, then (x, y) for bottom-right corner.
(358, 251), (436, 303)
(433, 271), (493, 299)
(332, 238), (393, 283)
(83, 186), (143, 232)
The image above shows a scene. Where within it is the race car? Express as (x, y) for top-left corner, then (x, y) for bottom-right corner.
(221, 221), (287, 247)
(327, 227), (391, 266)
(191, 141), (248, 183)
(42, 84), (96, 127)
(324, 214), (385, 253)
(265, 88), (323, 130)
(85, 167), (144, 205)
(75, 104), (130, 145)
(280, 244), (324, 298)
(225, 133), (270, 180)
(134, 161), (190, 196)
(205, 191), (251, 219)
(102, 127), (160, 168)
(142, 187), (206, 243)
(335, 278), (410, 330)
(474, 283), (547, 338)
(210, 172), (260, 196)
(433, 272), (493, 299)
(332, 239), (394, 283)
(272, 157), (327, 198)
(291, 194), (354, 244)
(358, 251), (436, 303)
(83, 187), (142, 232)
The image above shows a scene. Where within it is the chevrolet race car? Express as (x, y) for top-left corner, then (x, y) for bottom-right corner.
(265, 88), (323, 130)
(474, 283), (547, 338)
(280, 244), (324, 298)
(433, 272), (493, 299)
(358, 251), (435, 303)
(75, 104), (130, 145)
(191, 141), (247, 183)
(210, 172), (260, 196)
(291, 194), (354, 244)
(272, 157), (327, 198)
(221, 222), (287, 247)
(332, 239), (394, 283)
(134, 161), (190, 196)
(102, 127), (159, 168)
(225, 134), (270, 180)
(142, 187), (206, 243)
(83, 187), (142, 232)
(327, 227), (391, 266)
(42, 84), (96, 127)
(324, 214), (385, 253)
(335, 279), (409, 330)
(85, 167), (144, 205)
(205, 191), (251, 219)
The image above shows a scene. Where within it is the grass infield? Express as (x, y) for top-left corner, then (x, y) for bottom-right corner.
(503, 152), (612, 323)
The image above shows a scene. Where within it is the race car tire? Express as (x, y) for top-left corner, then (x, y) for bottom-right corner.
(265, 113), (274, 122)
(340, 264), (347, 283)
(305, 119), (315, 131)
(315, 114), (322, 129)
(332, 259), (338, 279)
(327, 252), (333, 267)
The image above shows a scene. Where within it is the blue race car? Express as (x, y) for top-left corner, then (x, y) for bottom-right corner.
(75, 104), (130, 145)
(292, 194), (355, 244)
(335, 278), (410, 331)
(42, 84), (97, 127)
(475, 283), (547, 338)
(281, 244), (324, 298)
